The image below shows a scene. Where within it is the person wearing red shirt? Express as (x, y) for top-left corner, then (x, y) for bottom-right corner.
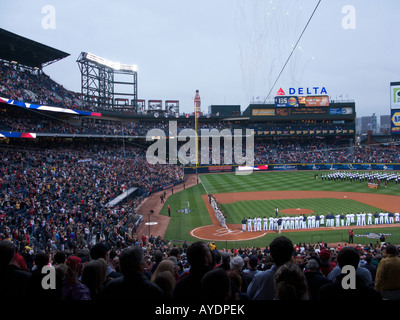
(319, 249), (336, 277)
(348, 229), (354, 244)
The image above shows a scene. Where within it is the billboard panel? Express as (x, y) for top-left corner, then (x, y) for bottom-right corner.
(298, 96), (306, 104)
(390, 82), (400, 109)
(148, 100), (163, 111)
(252, 109), (275, 116)
(274, 96), (298, 107)
(305, 95), (330, 107)
(329, 107), (353, 115)
(391, 109), (400, 134)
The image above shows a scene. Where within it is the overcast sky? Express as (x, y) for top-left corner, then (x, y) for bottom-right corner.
(1, 0), (399, 118)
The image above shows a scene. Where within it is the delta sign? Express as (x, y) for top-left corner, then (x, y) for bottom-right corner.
(276, 87), (328, 96)
(276, 87), (329, 107)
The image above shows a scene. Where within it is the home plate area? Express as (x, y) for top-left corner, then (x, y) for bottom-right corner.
(190, 224), (267, 241)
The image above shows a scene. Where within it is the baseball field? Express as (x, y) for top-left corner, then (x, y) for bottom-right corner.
(157, 171), (400, 249)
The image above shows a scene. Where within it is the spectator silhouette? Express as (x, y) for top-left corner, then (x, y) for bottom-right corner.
(303, 257), (330, 300)
(243, 255), (259, 280)
(327, 253), (373, 287)
(318, 247), (381, 300)
(319, 249), (336, 277)
(28, 251), (62, 300)
(0, 240), (31, 300)
(99, 245), (166, 300)
(361, 254), (377, 283)
(150, 250), (163, 274)
(218, 252), (231, 271)
(172, 241), (213, 301)
(247, 236), (294, 300)
(90, 242), (122, 280)
(11, 253), (27, 272)
(150, 259), (176, 284)
(229, 255), (251, 295)
(152, 271), (176, 300)
(62, 256), (91, 300)
(81, 258), (108, 300)
(274, 262), (309, 300)
(201, 268), (232, 301)
(374, 244), (400, 299)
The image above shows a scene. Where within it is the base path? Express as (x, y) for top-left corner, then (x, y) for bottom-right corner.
(190, 190), (400, 242)
(135, 174), (199, 238)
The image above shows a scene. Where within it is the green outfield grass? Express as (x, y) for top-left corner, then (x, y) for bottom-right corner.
(160, 171), (400, 249)
(200, 170), (400, 195)
(220, 198), (384, 224)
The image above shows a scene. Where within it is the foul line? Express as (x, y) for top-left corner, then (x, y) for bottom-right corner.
(198, 175), (210, 195)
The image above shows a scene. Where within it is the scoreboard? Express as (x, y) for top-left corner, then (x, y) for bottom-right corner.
(270, 95), (353, 117)
(274, 96), (299, 107)
(247, 95), (354, 119)
(275, 95), (330, 108)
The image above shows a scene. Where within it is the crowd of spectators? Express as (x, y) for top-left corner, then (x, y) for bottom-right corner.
(2, 64), (400, 166)
(0, 143), (184, 256)
(1, 235), (399, 301)
(0, 62), (83, 111)
(3, 104), (400, 165)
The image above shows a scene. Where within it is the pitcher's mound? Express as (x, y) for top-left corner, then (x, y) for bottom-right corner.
(280, 208), (314, 215)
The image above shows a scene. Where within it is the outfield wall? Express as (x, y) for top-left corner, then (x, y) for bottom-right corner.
(184, 163), (400, 174)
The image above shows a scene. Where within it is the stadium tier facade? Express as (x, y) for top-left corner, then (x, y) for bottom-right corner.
(2, 28), (400, 176)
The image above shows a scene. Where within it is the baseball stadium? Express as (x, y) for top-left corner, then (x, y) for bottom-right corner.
(0, 27), (400, 251)
(1, 3), (400, 304)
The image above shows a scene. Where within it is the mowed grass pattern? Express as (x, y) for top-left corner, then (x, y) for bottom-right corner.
(200, 171), (400, 195)
(161, 184), (212, 242)
(221, 198), (385, 224)
(162, 171), (400, 248)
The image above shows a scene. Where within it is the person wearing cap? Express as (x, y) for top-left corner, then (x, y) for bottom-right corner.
(242, 217), (247, 232)
(303, 257), (330, 300)
(62, 255), (91, 300)
(319, 249), (336, 277)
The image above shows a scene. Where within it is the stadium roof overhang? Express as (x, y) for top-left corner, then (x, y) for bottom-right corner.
(0, 28), (70, 69)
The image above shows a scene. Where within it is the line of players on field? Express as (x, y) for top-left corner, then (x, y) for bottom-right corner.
(241, 211), (400, 232)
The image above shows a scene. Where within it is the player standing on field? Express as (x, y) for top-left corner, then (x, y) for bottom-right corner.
(242, 217), (247, 231)
(247, 217), (252, 232)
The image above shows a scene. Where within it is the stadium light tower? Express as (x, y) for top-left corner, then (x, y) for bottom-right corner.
(77, 52), (138, 112)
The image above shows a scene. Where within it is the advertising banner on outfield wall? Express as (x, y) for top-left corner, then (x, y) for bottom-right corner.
(299, 164), (397, 171)
(208, 166), (232, 172)
(270, 165), (297, 171)
(183, 163), (400, 174)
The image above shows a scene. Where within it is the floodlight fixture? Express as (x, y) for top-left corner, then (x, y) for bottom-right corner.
(85, 52), (137, 72)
